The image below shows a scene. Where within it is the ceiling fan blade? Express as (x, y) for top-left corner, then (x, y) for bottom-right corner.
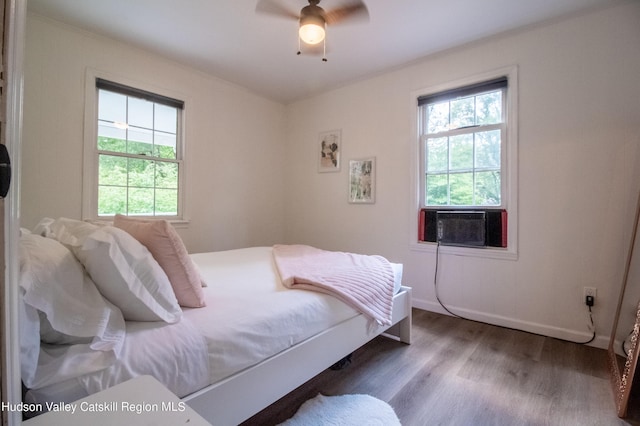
(324, 1), (369, 25)
(255, 0), (299, 20)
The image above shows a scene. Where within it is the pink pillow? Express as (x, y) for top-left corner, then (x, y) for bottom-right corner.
(113, 215), (206, 308)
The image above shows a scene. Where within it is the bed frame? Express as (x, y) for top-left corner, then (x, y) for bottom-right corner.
(183, 286), (412, 425)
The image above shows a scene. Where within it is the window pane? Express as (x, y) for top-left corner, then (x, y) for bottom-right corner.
(427, 102), (449, 133)
(155, 104), (177, 134)
(426, 137), (448, 172)
(99, 154), (127, 186)
(128, 158), (155, 188)
(127, 142), (154, 158)
(127, 126), (153, 155)
(475, 91), (502, 125)
(155, 189), (178, 215)
(98, 122), (127, 146)
(98, 135), (126, 153)
(128, 187), (154, 215)
(449, 173), (473, 205)
(155, 161), (178, 188)
(98, 185), (126, 216)
(154, 131), (177, 159)
(128, 97), (153, 129)
(450, 96), (474, 130)
(475, 171), (501, 205)
(426, 174), (448, 205)
(475, 130), (501, 169)
(449, 134), (473, 171)
(98, 90), (126, 124)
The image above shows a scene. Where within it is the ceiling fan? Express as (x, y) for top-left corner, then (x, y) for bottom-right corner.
(256, 0), (369, 61)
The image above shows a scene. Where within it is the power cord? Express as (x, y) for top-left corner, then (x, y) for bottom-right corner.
(433, 241), (596, 345)
(433, 242), (461, 319)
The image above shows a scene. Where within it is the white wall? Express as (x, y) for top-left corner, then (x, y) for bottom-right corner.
(283, 2), (640, 347)
(22, 14), (287, 253)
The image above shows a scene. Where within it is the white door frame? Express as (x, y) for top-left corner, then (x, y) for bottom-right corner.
(3, 0), (26, 425)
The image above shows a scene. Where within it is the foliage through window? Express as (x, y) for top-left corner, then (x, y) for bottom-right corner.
(95, 79), (184, 217)
(419, 78), (507, 207)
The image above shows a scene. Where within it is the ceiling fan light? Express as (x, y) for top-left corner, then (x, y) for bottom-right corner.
(299, 15), (325, 44)
(299, 24), (325, 44)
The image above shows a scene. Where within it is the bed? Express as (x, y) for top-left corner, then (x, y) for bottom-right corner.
(18, 217), (412, 425)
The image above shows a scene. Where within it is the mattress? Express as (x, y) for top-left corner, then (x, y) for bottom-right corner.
(25, 247), (403, 408)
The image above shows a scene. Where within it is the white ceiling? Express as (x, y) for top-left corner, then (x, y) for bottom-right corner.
(27, 0), (625, 104)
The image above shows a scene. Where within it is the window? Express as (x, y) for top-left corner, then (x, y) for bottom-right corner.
(419, 77), (506, 207)
(85, 77), (185, 219)
(412, 67), (518, 258)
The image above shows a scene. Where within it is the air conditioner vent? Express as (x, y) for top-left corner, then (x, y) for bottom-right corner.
(436, 211), (486, 247)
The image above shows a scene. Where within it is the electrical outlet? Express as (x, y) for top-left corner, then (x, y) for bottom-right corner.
(584, 287), (597, 306)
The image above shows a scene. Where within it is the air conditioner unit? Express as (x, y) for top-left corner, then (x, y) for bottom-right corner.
(418, 208), (507, 247)
(436, 211), (486, 247)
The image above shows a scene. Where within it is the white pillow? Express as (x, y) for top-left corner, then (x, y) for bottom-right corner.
(39, 311), (92, 345)
(32, 217), (55, 237)
(76, 226), (182, 323)
(18, 232), (126, 388)
(49, 217), (100, 249)
(19, 293), (41, 388)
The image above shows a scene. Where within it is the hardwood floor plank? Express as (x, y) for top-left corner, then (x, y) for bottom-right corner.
(242, 309), (632, 426)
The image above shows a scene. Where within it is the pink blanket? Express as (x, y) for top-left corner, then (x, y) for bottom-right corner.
(272, 244), (395, 326)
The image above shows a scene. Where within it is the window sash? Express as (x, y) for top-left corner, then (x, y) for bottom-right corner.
(420, 84), (507, 209)
(97, 153), (181, 217)
(94, 80), (184, 218)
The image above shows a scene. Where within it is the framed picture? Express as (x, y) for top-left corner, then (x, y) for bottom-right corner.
(348, 157), (376, 204)
(318, 129), (341, 172)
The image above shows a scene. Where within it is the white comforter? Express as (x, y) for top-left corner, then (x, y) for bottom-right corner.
(184, 247), (360, 385)
(28, 247), (387, 404)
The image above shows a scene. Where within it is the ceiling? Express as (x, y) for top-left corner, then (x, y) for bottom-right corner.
(27, 0), (624, 104)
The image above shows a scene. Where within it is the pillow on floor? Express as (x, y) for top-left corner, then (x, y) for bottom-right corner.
(114, 215), (206, 308)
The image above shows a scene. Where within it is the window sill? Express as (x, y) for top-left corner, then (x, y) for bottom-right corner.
(85, 217), (191, 229)
(169, 218), (190, 229)
(410, 241), (518, 261)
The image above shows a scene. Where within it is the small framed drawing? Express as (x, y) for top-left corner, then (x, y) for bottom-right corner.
(348, 157), (376, 204)
(318, 129), (341, 172)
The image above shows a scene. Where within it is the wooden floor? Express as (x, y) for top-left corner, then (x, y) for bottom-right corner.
(242, 308), (638, 426)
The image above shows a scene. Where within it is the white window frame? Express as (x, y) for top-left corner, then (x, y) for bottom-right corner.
(421, 84), (506, 208)
(82, 69), (189, 224)
(410, 66), (518, 260)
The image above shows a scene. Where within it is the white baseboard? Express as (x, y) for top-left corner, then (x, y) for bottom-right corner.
(412, 298), (610, 349)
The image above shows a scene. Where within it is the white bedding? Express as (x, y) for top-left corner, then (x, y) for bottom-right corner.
(185, 247), (360, 385)
(25, 247), (403, 407)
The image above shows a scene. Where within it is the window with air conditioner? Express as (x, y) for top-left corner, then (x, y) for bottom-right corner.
(413, 68), (518, 257)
